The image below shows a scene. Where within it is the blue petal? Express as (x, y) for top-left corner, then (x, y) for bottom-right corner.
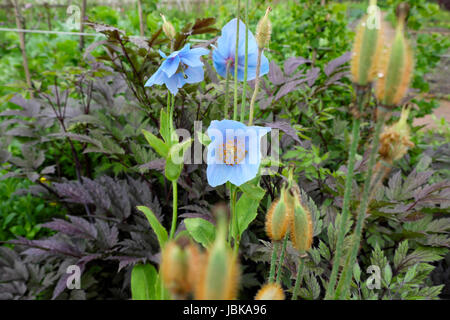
(161, 55), (180, 78)
(227, 162), (259, 186)
(206, 163), (232, 187)
(207, 119), (247, 138)
(164, 73), (185, 95)
(180, 47), (209, 68)
(145, 68), (166, 87)
(184, 66), (204, 84)
(212, 49), (228, 78)
(159, 50), (167, 59)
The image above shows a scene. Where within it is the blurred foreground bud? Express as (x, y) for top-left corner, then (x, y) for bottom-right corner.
(350, 0), (384, 86)
(288, 188), (313, 252)
(195, 216), (240, 300)
(255, 283), (285, 300)
(265, 186), (292, 241)
(378, 107), (414, 163)
(256, 7), (272, 49)
(161, 14), (176, 40)
(160, 241), (189, 296)
(375, 4), (413, 107)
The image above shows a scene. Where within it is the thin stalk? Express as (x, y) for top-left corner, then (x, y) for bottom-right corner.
(248, 47), (263, 126)
(334, 108), (386, 299)
(169, 180), (178, 240)
(276, 233), (289, 284)
(137, 0), (145, 37)
(231, 186), (239, 254)
(268, 241), (279, 283)
(240, 0), (249, 122)
(80, 0), (87, 50)
(325, 90), (366, 299)
(233, 0), (240, 121)
(292, 257), (305, 300)
(224, 61), (231, 119)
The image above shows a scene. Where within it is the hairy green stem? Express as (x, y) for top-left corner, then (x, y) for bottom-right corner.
(325, 90), (366, 299)
(334, 108), (386, 299)
(248, 47), (263, 126)
(233, 0), (240, 121)
(292, 257), (305, 300)
(268, 241), (279, 283)
(169, 180), (178, 240)
(276, 234), (289, 284)
(240, 0), (249, 122)
(224, 62), (232, 119)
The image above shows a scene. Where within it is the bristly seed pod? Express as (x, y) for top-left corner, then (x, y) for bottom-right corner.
(160, 241), (189, 296)
(265, 187), (292, 241)
(186, 243), (206, 296)
(375, 5), (414, 107)
(378, 107), (414, 163)
(255, 283), (285, 300)
(195, 217), (240, 300)
(161, 14), (176, 40)
(289, 190), (313, 252)
(351, 0), (384, 86)
(256, 7), (272, 49)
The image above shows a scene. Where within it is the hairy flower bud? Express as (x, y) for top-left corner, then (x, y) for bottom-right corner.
(375, 12), (413, 107)
(256, 7), (272, 49)
(350, 0), (384, 86)
(255, 283), (285, 300)
(160, 241), (189, 296)
(378, 107), (414, 163)
(265, 187), (292, 241)
(161, 14), (176, 40)
(195, 218), (240, 300)
(289, 190), (313, 252)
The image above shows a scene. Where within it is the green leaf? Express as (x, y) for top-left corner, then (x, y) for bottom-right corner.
(239, 179), (265, 200)
(233, 181), (265, 238)
(184, 218), (216, 248)
(159, 109), (171, 144)
(384, 263), (392, 286)
(196, 130), (211, 146)
(353, 263), (361, 284)
(137, 206), (168, 248)
(131, 264), (158, 300)
(142, 129), (169, 158)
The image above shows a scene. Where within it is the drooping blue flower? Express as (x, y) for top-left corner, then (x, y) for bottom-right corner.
(145, 44), (209, 95)
(212, 18), (270, 81)
(206, 119), (271, 187)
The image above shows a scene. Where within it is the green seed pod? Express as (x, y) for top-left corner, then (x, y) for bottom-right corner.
(195, 218), (240, 300)
(256, 7), (272, 49)
(161, 14), (176, 40)
(375, 9), (413, 107)
(351, 0), (384, 86)
(265, 187), (292, 241)
(289, 191), (313, 252)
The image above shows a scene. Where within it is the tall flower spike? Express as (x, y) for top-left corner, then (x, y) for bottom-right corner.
(212, 18), (270, 81)
(256, 7), (272, 49)
(378, 107), (414, 163)
(265, 186), (292, 241)
(375, 3), (413, 107)
(195, 215), (240, 300)
(350, 0), (384, 86)
(255, 283), (285, 300)
(288, 187), (313, 252)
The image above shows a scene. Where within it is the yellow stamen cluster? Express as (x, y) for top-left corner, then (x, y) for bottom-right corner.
(218, 138), (247, 166)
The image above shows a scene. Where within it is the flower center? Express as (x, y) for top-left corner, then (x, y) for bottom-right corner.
(218, 138), (247, 166)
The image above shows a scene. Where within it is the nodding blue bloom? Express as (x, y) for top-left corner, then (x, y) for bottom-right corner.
(206, 119), (271, 187)
(145, 44), (209, 95)
(212, 18), (270, 81)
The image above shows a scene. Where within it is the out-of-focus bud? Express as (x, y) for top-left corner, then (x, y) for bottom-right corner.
(160, 241), (189, 296)
(255, 283), (285, 300)
(375, 4), (414, 107)
(195, 216), (240, 300)
(378, 107), (414, 163)
(350, 0), (384, 86)
(161, 14), (176, 40)
(186, 243), (205, 294)
(288, 189), (313, 252)
(256, 7), (272, 49)
(265, 186), (292, 241)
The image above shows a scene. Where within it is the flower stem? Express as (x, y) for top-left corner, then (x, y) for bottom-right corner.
(224, 61), (232, 119)
(231, 186), (239, 254)
(325, 89), (366, 299)
(276, 233), (289, 284)
(334, 107), (386, 299)
(233, 0), (240, 121)
(292, 257), (305, 300)
(169, 180), (178, 240)
(248, 47), (263, 126)
(240, 0), (249, 122)
(268, 241), (279, 283)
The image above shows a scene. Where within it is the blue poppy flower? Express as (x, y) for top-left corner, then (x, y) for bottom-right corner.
(212, 18), (270, 81)
(206, 119), (271, 187)
(145, 44), (209, 95)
